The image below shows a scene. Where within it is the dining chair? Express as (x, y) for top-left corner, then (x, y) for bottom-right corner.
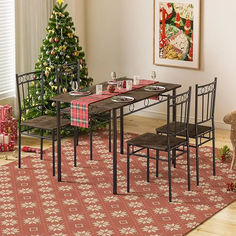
(127, 87), (192, 202)
(156, 78), (217, 186)
(16, 71), (71, 176)
(56, 61), (112, 162)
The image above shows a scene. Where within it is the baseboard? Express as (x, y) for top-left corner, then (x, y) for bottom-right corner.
(131, 109), (230, 130)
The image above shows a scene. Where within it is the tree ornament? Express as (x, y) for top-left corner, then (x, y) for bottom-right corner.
(68, 33), (73, 38)
(74, 51), (79, 57)
(45, 70), (50, 77)
(51, 50), (55, 55)
(62, 88), (67, 94)
(57, 0), (64, 5)
(45, 110), (48, 115)
(36, 91), (40, 95)
(66, 55), (70, 59)
(38, 96), (41, 100)
(36, 83), (40, 88)
(49, 81), (54, 86)
(52, 102), (56, 107)
(60, 51), (64, 56)
(43, 62), (48, 66)
(54, 38), (59, 43)
(56, 55), (59, 60)
(66, 26), (70, 30)
(49, 38), (54, 43)
(46, 50), (50, 55)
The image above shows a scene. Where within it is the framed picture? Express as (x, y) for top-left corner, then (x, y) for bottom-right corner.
(153, 0), (200, 69)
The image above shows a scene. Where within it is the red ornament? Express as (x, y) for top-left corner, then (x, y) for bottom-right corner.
(54, 38), (59, 43)
(51, 50), (55, 55)
(22, 146), (42, 154)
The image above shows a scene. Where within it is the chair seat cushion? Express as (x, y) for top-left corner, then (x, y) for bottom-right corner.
(156, 122), (212, 138)
(21, 115), (70, 130)
(126, 133), (186, 151)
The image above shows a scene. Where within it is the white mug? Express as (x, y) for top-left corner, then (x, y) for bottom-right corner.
(133, 75), (140, 85)
(96, 84), (103, 95)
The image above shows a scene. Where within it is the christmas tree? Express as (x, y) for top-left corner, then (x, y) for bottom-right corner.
(23, 0), (92, 120)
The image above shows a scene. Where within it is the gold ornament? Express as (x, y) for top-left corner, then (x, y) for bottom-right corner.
(74, 51), (79, 57)
(67, 33), (73, 38)
(57, 0), (64, 5)
(52, 102), (56, 107)
(45, 70), (50, 77)
(62, 88), (67, 94)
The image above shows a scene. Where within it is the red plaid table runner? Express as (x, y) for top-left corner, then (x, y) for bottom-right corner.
(71, 80), (158, 128)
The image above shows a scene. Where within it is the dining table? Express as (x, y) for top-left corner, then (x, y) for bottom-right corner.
(51, 78), (181, 194)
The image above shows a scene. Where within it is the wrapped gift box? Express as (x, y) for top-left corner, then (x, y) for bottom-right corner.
(0, 104), (17, 152)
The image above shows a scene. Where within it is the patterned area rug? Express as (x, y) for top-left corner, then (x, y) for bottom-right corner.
(0, 131), (236, 236)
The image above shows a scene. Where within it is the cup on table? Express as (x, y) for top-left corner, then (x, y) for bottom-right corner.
(96, 84), (103, 95)
(126, 80), (133, 91)
(133, 75), (140, 85)
(117, 81), (122, 90)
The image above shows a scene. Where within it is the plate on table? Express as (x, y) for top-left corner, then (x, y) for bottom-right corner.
(111, 96), (134, 103)
(144, 86), (165, 92)
(108, 80), (118, 85)
(69, 91), (91, 96)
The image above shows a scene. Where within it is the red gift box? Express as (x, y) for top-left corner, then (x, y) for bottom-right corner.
(0, 121), (8, 133)
(0, 105), (12, 121)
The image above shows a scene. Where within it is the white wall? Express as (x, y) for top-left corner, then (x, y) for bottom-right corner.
(77, 0), (236, 129)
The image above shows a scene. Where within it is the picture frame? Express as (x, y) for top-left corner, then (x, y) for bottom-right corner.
(153, 0), (200, 69)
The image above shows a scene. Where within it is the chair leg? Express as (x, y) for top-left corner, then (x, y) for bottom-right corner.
(212, 130), (216, 176)
(156, 150), (159, 177)
(147, 148), (150, 182)
(109, 111), (111, 152)
(195, 137), (199, 186)
(76, 128), (79, 146)
(168, 151), (172, 202)
(40, 129), (43, 160)
(187, 142), (191, 191)
(90, 121), (93, 160)
(18, 125), (21, 168)
(172, 149), (176, 168)
(74, 127), (77, 167)
(127, 144), (130, 193)
(52, 131), (55, 176)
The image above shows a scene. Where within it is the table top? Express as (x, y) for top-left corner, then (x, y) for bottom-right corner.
(51, 80), (181, 115)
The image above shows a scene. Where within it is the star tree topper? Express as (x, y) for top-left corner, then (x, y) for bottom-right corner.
(57, 0), (64, 5)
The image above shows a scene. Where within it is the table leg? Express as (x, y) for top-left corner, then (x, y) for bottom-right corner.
(113, 108), (117, 194)
(56, 101), (61, 182)
(120, 108), (124, 154)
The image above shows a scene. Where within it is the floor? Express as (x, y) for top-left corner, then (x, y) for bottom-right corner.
(0, 115), (235, 235)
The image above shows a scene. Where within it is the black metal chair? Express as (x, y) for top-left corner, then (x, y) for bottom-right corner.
(156, 78), (217, 186)
(127, 87), (192, 202)
(16, 71), (71, 176)
(56, 61), (112, 161)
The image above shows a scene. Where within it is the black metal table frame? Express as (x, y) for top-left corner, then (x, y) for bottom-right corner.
(55, 86), (178, 194)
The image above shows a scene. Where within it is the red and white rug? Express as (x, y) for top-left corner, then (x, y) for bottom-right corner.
(0, 131), (235, 236)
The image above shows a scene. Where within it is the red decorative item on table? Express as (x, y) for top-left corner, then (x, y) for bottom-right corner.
(107, 84), (115, 93)
(0, 104), (17, 152)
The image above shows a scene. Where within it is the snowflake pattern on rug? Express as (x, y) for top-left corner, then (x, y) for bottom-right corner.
(0, 131), (235, 235)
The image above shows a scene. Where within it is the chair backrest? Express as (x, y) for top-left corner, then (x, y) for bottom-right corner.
(16, 71), (45, 122)
(166, 87), (192, 144)
(56, 60), (80, 94)
(195, 77), (217, 125)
